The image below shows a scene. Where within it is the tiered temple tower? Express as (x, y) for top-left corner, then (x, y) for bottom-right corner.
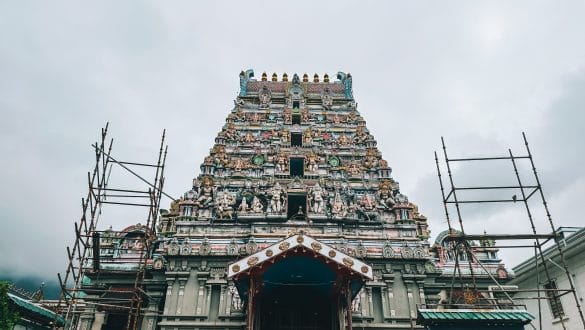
(85, 70), (511, 330)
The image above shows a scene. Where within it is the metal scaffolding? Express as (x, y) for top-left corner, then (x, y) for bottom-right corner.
(54, 123), (169, 330)
(434, 132), (585, 330)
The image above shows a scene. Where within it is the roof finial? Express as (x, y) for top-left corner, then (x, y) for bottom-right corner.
(282, 72), (288, 82)
(261, 72), (267, 81)
(324, 74), (330, 83)
(303, 73), (308, 83)
(313, 73), (319, 83)
(272, 73), (278, 82)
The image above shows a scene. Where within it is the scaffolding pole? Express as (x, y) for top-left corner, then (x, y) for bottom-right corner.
(55, 124), (170, 330)
(434, 133), (584, 330)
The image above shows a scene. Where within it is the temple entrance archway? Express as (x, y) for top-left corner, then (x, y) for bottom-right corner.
(256, 256), (335, 330)
(228, 234), (372, 330)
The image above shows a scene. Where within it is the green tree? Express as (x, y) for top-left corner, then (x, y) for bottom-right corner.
(0, 281), (20, 329)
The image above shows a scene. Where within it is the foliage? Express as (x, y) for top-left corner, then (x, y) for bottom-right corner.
(0, 281), (20, 329)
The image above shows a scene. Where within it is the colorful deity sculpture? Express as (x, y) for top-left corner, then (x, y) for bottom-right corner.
(275, 153), (288, 172)
(197, 176), (214, 207)
(306, 152), (320, 172)
(331, 191), (348, 217)
(251, 196), (264, 213)
(216, 188), (235, 219)
(308, 183), (327, 214)
(378, 180), (396, 209)
(268, 183), (285, 213)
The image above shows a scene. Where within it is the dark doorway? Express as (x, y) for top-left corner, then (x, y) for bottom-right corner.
(287, 194), (306, 219)
(257, 256), (338, 330)
(292, 114), (301, 125)
(293, 100), (300, 109)
(291, 132), (302, 146)
(290, 158), (304, 177)
(258, 286), (333, 330)
(102, 312), (129, 330)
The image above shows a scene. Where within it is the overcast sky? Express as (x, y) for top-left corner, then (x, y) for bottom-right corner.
(1, 1), (584, 285)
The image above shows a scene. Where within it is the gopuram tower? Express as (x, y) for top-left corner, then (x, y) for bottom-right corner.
(83, 70), (513, 330)
(157, 70), (433, 329)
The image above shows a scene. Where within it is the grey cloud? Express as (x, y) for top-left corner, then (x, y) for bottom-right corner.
(1, 0), (585, 279)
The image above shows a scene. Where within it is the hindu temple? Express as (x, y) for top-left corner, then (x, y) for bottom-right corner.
(76, 70), (529, 330)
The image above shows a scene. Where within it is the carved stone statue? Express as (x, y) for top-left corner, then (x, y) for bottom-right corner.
(281, 128), (290, 143)
(354, 126), (369, 144)
(251, 196), (264, 213)
(330, 191), (348, 217)
(306, 153), (319, 172)
(364, 148), (380, 169)
(337, 134), (351, 147)
(308, 183), (326, 214)
(268, 183), (285, 213)
(347, 161), (363, 176)
(216, 188), (235, 219)
(303, 127), (313, 144)
(378, 181), (395, 209)
(197, 177), (214, 207)
(243, 132), (255, 144)
(301, 108), (310, 122)
(238, 197), (248, 213)
(321, 87), (333, 109)
(259, 86), (271, 107)
(213, 145), (229, 167)
(229, 285), (243, 311)
(283, 108), (292, 122)
(231, 158), (247, 172)
(275, 153), (288, 172)
(361, 194), (376, 212)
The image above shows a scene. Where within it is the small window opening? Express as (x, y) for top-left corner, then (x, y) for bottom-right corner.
(292, 114), (301, 125)
(291, 132), (302, 146)
(293, 101), (300, 109)
(290, 158), (304, 177)
(287, 194), (306, 219)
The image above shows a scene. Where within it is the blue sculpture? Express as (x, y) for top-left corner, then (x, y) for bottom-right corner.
(337, 72), (353, 99)
(239, 69), (255, 97)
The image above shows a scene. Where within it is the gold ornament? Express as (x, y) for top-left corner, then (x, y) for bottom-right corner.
(311, 242), (322, 252)
(279, 241), (290, 251)
(247, 256), (259, 266)
(343, 258), (354, 267)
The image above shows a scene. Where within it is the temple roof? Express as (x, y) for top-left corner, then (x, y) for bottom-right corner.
(417, 309), (534, 326)
(228, 232), (373, 280)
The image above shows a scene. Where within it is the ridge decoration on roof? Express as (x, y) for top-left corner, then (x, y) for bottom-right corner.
(227, 233), (373, 280)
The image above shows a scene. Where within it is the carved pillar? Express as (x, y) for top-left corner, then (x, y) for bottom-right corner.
(225, 285), (233, 315)
(163, 278), (174, 315)
(386, 280), (396, 321)
(417, 281), (426, 306)
(196, 279), (206, 315)
(381, 287), (389, 320)
(218, 284), (227, 316)
(405, 281), (416, 320)
(204, 283), (212, 316)
(365, 286), (373, 318)
(176, 279), (187, 315)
